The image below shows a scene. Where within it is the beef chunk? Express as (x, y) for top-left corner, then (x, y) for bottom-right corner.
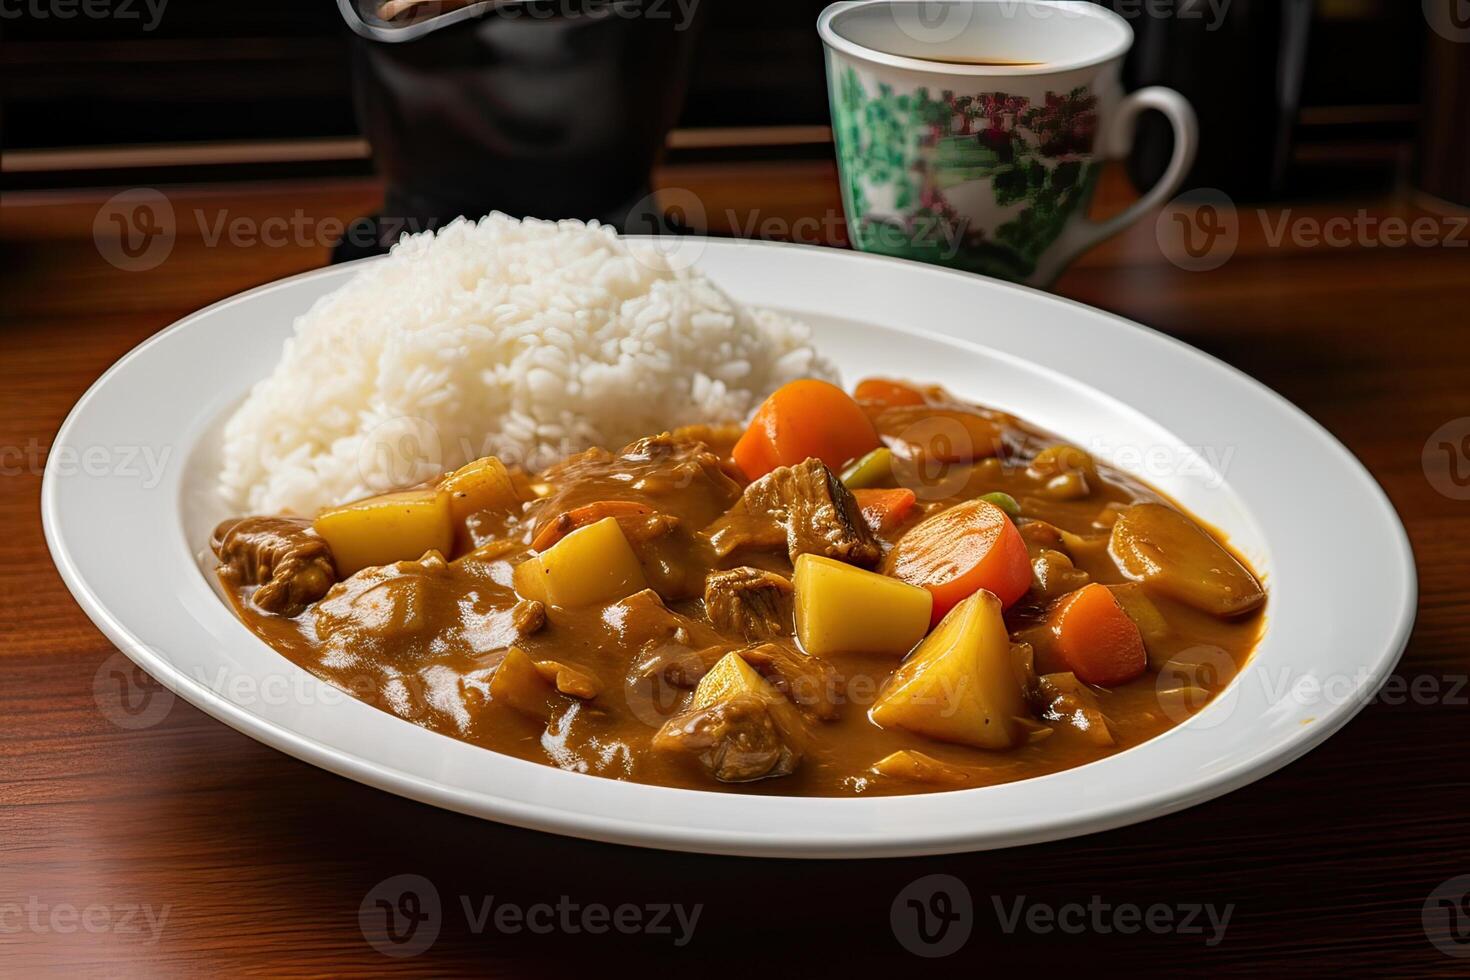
(739, 642), (841, 721)
(212, 517), (336, 616)
(652, 694), (801, 782)
(704, 567), (794, 640)
(705, 458), (881, 567)
(534, 433), (742, 532)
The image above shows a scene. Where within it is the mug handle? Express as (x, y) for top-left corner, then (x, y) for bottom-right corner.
(1034, 87), (1199, 283)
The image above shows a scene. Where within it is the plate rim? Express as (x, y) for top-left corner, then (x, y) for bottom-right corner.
(42, 237), (1417, 858)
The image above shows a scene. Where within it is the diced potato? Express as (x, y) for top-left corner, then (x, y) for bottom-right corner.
(512, 516), (646, 608)
(869, 589), (1028, 749)
(441, 456), (518, 520)
(1109, 503), (1265, 616)
(489, 647), (562, 721)
(694, 650), (781, 709)
(691, 651), (806, 737)
(440, 456), (520, 551)
(313, 488), (453, 576)
(793, 554), (932, 657)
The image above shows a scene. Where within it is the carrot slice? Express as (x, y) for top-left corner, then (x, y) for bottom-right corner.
(853, 487), (917, 534)
(854, 378), (926, 408)
(1050, 583), (1147, 687)
(873, 405), (1005, 464)
(882, 499), (1032, 624)
(733, 379), (881, 481)
(531, 501), (653, 552)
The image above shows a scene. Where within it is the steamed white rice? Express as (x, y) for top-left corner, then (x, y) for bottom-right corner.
(220, 214), (835, 515)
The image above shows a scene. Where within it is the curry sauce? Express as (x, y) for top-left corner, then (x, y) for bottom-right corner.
(217, 380), (1265, 797)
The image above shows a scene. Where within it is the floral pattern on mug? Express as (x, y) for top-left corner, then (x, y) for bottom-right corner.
(833, 66), (1102, 281)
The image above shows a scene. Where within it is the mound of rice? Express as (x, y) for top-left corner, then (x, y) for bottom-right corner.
(220, 214), (835, 515)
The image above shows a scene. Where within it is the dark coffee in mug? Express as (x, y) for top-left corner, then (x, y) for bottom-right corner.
(921, 56), (1046, 67)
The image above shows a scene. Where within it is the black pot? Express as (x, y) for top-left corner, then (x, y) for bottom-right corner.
(1108, 0), (1313, 202)
(337, 0), (706, 256)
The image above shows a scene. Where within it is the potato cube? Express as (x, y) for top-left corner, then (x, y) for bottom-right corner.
(870, 589), (1027, 749)
(693, 651), (780, 709)
(313, 488), (453, 576)
(512, 516), (646, 608)
(690, 651), (805, 739)
(793, 554), (932, 657)
(489, 646), (561, 721)
(440, 456), (520, 551)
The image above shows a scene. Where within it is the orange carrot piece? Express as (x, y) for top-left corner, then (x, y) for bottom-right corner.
(874, 405), (1006, 464)
(1050, 583), (1147, 687)
(531, 501), (653, 552)
(853, 487), (918, 534)
(732, 379), (881, 481)
(854, 377), (926, 408)
(882, 499), (1032, 624)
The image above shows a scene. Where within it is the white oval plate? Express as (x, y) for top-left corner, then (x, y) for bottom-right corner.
(43, 239), (1415, 858)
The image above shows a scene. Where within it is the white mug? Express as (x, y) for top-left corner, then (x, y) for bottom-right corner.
(819, 0), (1198, 286)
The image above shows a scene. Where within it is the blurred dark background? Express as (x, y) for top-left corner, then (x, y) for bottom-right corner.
(2, 0), (1459, 203)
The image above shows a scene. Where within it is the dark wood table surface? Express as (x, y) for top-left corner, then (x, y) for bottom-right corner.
(3, 164), (1468, 976)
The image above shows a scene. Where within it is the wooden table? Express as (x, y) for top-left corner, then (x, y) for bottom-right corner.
(3, 164), (1467, 975)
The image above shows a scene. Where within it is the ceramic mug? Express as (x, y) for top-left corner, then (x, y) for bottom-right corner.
(819, 0), (1197, 286)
